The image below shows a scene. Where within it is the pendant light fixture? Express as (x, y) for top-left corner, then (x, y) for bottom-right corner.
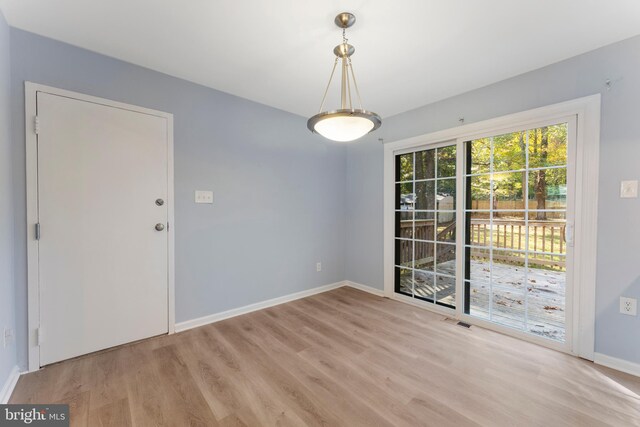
(307, 12), (381, 142)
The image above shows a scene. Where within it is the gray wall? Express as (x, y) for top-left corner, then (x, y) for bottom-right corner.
(346, 35), (640, 364)
(10, 29), (347, 370)
(0, 10), (16, 388)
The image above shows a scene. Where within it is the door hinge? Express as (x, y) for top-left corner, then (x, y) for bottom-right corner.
(35, 223), (41, 240)
(36, 327), (42, 346)
(34, 115), (40, 135)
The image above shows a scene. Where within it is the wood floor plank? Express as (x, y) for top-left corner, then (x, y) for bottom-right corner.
(9, 288), (640, 426)
(88, 398), (132, 427)
(150, 344), (220, 426)
(56, 391), (90, 427)
(239, 311), (398, 427)
(212, 319), (344, 426)
(125, 349), (172, 427)
(219, 414), (249, 427)
(199, 325), (311, 426)
(177, 328), (272, 426)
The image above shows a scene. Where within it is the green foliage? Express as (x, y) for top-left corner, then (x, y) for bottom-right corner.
(396, 124), (567, 212)
(468, 124), (567, 205)
(397, 153), (413, 182)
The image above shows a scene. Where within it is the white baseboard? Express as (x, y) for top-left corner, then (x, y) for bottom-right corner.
(175, 281), (345, 332)
(343, 280), (386, 297)
(0, 366), (20, 404)
(594, 353), (640, 378)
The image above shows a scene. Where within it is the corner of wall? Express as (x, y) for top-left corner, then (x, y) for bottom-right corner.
(0, 6), (19, 399)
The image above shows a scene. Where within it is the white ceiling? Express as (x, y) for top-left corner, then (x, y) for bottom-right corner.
(2, 0), (640, 118)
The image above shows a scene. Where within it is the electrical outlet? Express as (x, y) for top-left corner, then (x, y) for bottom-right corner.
(620, 297), (637, 316)
(3, 328), (12, 348)
(316, 262), (322, 272)
(620, 180), (638, 198)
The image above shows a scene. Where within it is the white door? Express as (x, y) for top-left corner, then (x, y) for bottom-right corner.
(37, 92), (170, 366)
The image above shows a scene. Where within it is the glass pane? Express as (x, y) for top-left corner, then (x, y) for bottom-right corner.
(436, 244), (456, 278)
(527, 257), (566, 288)
(528, 253), (566, 272)
(493, 171), (526, 207)
(414, 212), (435, 241)
(467, 281), (490, 320)
(395, 239), (413, 268)
(528, 124), (567, 169)
(395, 267), (413, 296)
(490, 211), (526, 250)
(415, 181), (435, 210)
(527, 213), (566, 255)
(396, 182), (414, 210)
(527, 273), (566, 341)
(436, 212), (456, 243)
(395, 211), (413, 239)
(415, 241), (434, 271)
(437, 178), (456, 210)
(414, 270), (435, 301)
(491, 288), (526, 329)
(527, 297), (565, 341)
(467, 247), (491, 284)
(470, 138), (491, 174)
(491, 250), (526, 290)
(437, 145), (456, 177)
(491, 249), (526, 269)
(468, 174), (491, 209)
(435, 274), (455, 306)
(415, 149), (436, 180)
(467, 211), (491, 247)
(493, 131), (526, 172)
(528, 168), (567, 211)
(395, 153), (413, 182)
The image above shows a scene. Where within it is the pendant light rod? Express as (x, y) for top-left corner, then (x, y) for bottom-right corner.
(318, 58), (339, 113)
(348, 60), (364, 110)
(341, 57), (348, 109)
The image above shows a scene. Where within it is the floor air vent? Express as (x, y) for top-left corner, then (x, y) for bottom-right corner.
(456, 321), (472, 328)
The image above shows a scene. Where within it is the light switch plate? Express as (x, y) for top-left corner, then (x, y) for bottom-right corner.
(620, 180), (638, 198)
(195, 190), (214, 204)
(620, 297), (637, 316)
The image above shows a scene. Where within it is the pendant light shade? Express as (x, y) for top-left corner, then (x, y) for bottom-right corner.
(308, 109), (381, 142)
(307, 13), (381, 142)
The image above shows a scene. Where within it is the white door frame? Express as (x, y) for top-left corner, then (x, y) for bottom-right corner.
(25, 82), (176, 372)
(383, 95), (600, 360)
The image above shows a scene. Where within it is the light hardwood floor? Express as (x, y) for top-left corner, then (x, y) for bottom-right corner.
(10, 287), (640, 426)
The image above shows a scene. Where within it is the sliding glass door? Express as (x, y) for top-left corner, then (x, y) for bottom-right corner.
(394, 143), (458, 308)
(463, 123), (571, 342)
(391, 118), (575, 348)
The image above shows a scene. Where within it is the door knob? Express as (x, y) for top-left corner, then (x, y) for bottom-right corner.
(155, 223), (165, 231)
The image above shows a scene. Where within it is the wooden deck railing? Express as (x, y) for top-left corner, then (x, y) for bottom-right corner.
(469, 219), (565, 269)
(398, 218), (566, 269)
(469, 219), (566, 253)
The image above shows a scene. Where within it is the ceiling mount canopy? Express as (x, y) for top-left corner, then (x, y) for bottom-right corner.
(307, 12), (382, 143)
